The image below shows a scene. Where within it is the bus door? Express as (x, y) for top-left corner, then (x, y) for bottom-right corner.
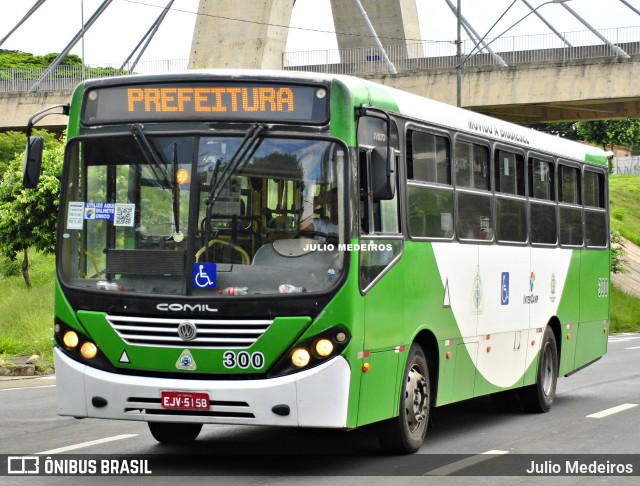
(356, 113), (405, 425)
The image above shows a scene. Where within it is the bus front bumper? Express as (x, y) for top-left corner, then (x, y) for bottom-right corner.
(54, 348), (350, 428)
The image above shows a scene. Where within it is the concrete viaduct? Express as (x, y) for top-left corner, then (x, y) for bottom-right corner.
(3, 0), (640, 130)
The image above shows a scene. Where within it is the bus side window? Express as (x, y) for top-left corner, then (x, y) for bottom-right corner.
(558, 163), (583, 247)
(454, 139), (492, 242)
(584, 169), (607, 248)
(529, 157), (557, 245)
(457, 192), (493, 241)
(495, 148), (526, 243)
(406, 129), (453, 239)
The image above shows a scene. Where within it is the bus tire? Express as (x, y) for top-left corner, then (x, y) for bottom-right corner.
(521, 326), (558, 413)
(376, 343), (430, 454)
(148, 422), (203, 444)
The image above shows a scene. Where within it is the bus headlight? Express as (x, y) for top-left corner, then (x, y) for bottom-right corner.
(63, 330), (79, 348)
(268, 326), (350, 378)
(315, 339), (334, 357)
(291, 348), (311, 367)
(55, 319), (115, 372)
(80, 342), (98, 360)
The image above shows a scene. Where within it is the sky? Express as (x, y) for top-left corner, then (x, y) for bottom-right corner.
(0, 0), (639, 69)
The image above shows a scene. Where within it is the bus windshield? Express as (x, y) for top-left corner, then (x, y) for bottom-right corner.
(59, 131), (346, 296)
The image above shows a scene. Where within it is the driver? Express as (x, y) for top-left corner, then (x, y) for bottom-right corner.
(300, 186), (338, 235)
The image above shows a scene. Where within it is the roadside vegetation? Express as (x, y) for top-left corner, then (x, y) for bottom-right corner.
(609, 175), (640, 246)
(0, 252), (54, 362)
(609, 174), (640, 333)
(611, 285), (640, 333)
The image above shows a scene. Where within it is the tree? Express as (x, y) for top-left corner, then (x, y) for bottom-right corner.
(575, 119), (640, 154)
(0, 138), (63, 288)
(0, 129), (58, 174)
(526, 122), (580, 140)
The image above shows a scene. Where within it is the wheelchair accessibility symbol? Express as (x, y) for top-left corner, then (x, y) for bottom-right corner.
(501, 271), (510, 305)
(193, 263), (217, 289)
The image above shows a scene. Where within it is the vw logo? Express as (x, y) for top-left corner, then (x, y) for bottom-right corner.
(177, 321), (197, 341)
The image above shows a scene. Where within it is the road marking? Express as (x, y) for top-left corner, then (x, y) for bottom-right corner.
(0, 385), (56, 392)
(36, 434), (139, 454)
(625, 346), (640, 350)
(587, 403), (638, 419)
(424, 450), (509, 476)
(609, 337), (640, 342)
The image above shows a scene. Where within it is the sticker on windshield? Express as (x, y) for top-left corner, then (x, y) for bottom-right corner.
(114, 203), (135, 227)
(193, 263), (217, 289)
(67, 201), (85, 229)
(84, 202), (115, 221)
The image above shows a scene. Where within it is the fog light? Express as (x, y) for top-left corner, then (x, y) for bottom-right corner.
(291, 348), (310, 368)
(63, 330), (79, 348)
(315, 339), (334, 357)
(80, 342), (98, 359)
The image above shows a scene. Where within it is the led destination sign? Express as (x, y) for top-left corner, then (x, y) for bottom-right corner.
(82, 82), (329, 125)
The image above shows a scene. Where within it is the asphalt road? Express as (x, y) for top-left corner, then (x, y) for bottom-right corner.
(1, 334), (639, 484)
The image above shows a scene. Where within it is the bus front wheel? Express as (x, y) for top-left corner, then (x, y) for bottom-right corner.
(376, 343), (430, 454)
(520, 326), (558, 413)
(148, 422), (203, 444)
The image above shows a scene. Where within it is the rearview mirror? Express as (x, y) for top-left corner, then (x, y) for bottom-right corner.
(23, 136), (44, 189)
(370, 145), (395, 201)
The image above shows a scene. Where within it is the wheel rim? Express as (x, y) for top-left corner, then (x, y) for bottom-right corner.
(404, 364), (429, 433)
(540, 342), (555, 397)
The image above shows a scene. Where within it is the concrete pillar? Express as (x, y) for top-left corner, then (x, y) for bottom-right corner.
(330, 0), (421, 52)
(189, 0), (295, 69)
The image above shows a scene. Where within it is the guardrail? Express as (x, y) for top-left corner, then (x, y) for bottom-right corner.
(0, 59), (189, 93)
(283, 25), (640, 75)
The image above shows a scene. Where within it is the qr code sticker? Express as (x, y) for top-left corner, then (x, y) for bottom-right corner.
(114, 203), (135, 227)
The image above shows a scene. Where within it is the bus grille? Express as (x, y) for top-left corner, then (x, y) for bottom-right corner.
(106, 315), (273, 349)
(125, 397), (255, 419)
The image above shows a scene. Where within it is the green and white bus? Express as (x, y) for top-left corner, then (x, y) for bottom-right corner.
(24, 70), (610, 453)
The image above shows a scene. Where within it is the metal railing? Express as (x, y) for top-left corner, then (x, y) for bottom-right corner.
(0, 59), (189, 93)
(283, 25), (640, 75)
(3, 25), (640, 93)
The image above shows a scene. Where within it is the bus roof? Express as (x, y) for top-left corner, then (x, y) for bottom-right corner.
(76, 69), (608, 167)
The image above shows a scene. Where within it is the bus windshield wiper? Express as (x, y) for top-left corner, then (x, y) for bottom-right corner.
(206, 123), (265, 210)
(202, 123), (265, 257)
(131, 123), (180, 237)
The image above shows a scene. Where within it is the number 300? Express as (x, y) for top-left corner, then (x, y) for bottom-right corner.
(223, 351), (265, 369)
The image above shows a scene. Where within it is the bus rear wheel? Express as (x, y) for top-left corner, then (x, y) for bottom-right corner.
(521, 326), (558, 413)
(148, 422), (203, 444)
(376, 343), (430, 454)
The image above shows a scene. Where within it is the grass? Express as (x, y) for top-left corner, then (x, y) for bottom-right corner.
(609, 175), (640, 246)
(0, 251), (55, 363)
(610, 285), (640, 333)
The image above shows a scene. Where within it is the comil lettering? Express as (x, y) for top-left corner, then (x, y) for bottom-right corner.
(127, 87), (295, 114)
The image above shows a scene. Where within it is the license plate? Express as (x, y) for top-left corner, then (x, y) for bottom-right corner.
(160, 391), (210, 410)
